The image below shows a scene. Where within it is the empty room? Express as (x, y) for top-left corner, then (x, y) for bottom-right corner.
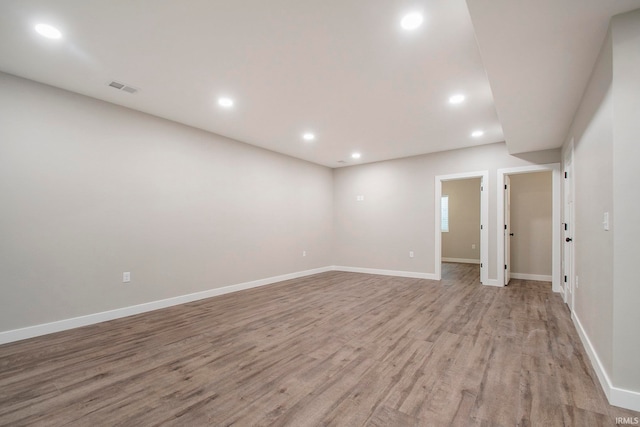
(1, 1), (639, 426)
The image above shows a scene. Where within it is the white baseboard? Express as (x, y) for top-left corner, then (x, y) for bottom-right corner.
(482, 279), (502, 287)
(442, 257), (481, 264)
(572, 311), (640, 412)
(510, 272), (552, 282)
(572, 312), (612, 401)
(0, 265), (558, 352)
(332, 266), (438, 280)
(0, 266), (333, 345)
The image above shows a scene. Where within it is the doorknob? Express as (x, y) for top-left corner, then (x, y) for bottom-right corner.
(566, 237), (573, 242)
(509, 233), (514, 236)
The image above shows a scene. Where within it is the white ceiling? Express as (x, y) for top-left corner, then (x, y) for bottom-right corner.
(467, 0), (640, 155)
(0, 1), (637, 167)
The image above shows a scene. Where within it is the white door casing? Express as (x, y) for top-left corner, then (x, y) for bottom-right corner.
(504, 175), (511, 285)
(497, 164), (561, 292)
(563, 145), (575, 310)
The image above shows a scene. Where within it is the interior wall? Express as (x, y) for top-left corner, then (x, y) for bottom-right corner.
(562, 25), (614, 388)
(611, 8), (640, 392)
(0, 72), (334, 333)
(333, 142), (560, 281)
(509, 172), (552, 277)
(562, 7), (640, 400)
(441, 178), (481, 262)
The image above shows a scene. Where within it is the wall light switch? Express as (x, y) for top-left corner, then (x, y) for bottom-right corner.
(472, 244), (476, 249)
(409, 251), (414, 258)
(356, 195), (365, 201)
(123, 272), (131, 283)
(302, 250), (307, 257)
(603, 212), (609, 231)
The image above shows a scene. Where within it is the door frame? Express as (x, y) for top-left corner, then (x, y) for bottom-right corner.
(435, 170), (489, 284)
(563, 141), (575, 309)
(497, 164), (562, 292)
(504, 175), (512, 285)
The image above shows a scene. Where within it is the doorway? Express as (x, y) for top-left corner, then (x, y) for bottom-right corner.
(497, 164), (561, 291)
(435, 171), (488, 284)
(506, 171), (554, 285)
(441, 178), (482, 282)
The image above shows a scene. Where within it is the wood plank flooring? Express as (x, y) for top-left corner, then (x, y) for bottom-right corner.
(1, 263), (638, 426)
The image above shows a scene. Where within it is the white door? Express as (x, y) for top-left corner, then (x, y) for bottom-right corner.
(563, 152), (574, 310)
(504, 175), (511, 285)
(480, 178), (484, 284)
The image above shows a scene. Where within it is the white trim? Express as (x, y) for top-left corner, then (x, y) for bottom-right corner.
(435, 170), (489, 284)
(442, 257), (481, 264)
(497, 164), (562, 293)
(611, 386), (640, 413)
(572, 311), (640, 411)
(332, 266), (438, 280)
(0, 266), (333, 345)
(510, 273), (552, 282)
(482, 279), (502, 287)
(573, 311), (612, 401)
(562, 139), (576, 310)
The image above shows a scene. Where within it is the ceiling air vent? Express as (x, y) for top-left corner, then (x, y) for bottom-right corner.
(108, 81), (138, 94)
(337, 160), (347, 164)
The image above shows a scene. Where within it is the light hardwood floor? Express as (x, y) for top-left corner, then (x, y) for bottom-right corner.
(1, 263), (638, 426)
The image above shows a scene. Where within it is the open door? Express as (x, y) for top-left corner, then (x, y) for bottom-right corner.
(504, 175), (511, 285)
(498, 164), (561, 291)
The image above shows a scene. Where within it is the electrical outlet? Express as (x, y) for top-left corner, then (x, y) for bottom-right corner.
(302, 250), (307, 257)
(356, 195), (365, 201)
(123, 272), (131, 283)
(409, 251), (414, 258)
(472, 244), (476, 249)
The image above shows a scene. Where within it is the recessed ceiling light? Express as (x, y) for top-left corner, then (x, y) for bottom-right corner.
(351, 152), (361, 159)
(35, 23), (62, 39)
(449, 94), (465, 104)
(303, 133), (315, 141)
(471, 130), (484, 138)
(218, 97), (234, 108)
(401, 13), (423, 30)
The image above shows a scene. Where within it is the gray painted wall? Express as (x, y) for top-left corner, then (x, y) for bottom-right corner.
(0, 72), (334, 331)
(442, 178), (481, 261)
(333, 143), (559, 280)
(567, 25), (615, 384)
(611, 9), (640, 392)
(562, 7), (640, 395)
(509, 172), (552, 276)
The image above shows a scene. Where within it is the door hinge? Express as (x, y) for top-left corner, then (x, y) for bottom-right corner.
(564, 172), (568, 178)
(505, 184), (507, 190)
(504, 224), (507, 230)
(564, 275), (567, 283)
(505, 264), (507, 270)
(481, 263), (483, 267)
(480, 224), (483, 230)
(564, 223), (568, 231)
